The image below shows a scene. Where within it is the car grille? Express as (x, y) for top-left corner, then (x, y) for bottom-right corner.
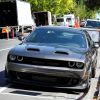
(8, 71), (80, 87)
(8, 56), (84, 69)
(17, 57), (69, 67)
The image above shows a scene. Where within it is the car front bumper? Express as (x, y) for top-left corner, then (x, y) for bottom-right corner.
(5, 62), (89, 90)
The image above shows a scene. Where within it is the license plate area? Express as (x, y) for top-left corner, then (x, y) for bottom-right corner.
(32, 75), (57, 82)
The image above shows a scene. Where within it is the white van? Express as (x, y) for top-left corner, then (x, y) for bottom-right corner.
(64, 14), (75, 27)
(56, 17), (68, 26)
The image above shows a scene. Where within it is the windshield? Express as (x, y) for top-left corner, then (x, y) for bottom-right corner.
(86, 20), (100, 28)
(26, 28), (87, 48)
(67, 18), (71, 21)
(57, 18), (64, 22)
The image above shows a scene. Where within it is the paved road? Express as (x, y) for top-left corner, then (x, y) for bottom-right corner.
(0, 39), (100, 100)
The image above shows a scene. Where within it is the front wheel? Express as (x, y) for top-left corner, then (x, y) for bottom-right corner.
(92, 58), (97, 78)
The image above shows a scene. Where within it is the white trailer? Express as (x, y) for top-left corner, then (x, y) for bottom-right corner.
(16, 0), (35, 27)
(64, 14), (75, 27)
(0, 0), (35, 38)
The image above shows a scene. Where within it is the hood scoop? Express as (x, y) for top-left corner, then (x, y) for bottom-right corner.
(27, 48), (40, 52)
(55, 51), (69, 55)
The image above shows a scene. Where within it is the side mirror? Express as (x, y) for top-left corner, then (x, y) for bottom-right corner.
(27, 28), (33, 33)
(93, 42), (99, 48)
(18, 35), (25, 41)
(16, 32), (25, 41)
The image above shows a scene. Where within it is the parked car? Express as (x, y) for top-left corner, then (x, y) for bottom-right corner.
(81, 19), (100, 46)
(5, 26), (98, 92)
(84, 19), (100, 28)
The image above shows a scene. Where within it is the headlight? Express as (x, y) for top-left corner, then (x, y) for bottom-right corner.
(9, 55), (16, 61)
(76, 62), (84, 69)
(17, 56), (23, 61)
(68, 61), (75, 68)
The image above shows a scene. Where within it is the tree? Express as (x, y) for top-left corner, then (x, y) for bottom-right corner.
(24, 0), (97, 19)
(24, 0), (75, 15)
(74, 0), (96, 20)
(85, 0), (100, 10)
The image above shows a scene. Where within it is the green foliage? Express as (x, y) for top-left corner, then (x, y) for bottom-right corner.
(74, 0), (96, 20)
(25, 0), (75, 15)
(24, 0), (97, 19)
(85, 0), (100, 10)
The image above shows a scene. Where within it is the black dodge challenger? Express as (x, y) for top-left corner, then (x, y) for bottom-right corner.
(5, 26), (98, 92)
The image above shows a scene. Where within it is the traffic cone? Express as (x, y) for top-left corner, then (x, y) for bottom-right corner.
(75, 19), (80, 28)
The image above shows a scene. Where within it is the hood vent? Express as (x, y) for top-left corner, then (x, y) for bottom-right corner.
(55, 51), (69, 55)
(27, 48), (40, 51)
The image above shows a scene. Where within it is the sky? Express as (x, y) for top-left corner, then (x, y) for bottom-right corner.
(96, 13), (100, 19)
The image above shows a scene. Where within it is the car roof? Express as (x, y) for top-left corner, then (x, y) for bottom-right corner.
(86, 19), (100, 22)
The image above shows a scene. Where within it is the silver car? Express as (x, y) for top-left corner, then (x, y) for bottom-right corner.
(5, 26), (98, 92)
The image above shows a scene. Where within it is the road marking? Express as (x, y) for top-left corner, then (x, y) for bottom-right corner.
(0, 89), (85, 100)
(0, 92), (54, 99)
(0, 47), (12, 52)
(0, 85), (10, 93)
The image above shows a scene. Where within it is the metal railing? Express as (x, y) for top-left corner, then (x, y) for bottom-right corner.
(0, 25), (34, 39)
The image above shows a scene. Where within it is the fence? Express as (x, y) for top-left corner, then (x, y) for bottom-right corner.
(0, 25), (34, 39)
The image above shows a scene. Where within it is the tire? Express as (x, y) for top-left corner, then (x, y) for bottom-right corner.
(92, 68), (96, 78)
(92, 58), (97, 78)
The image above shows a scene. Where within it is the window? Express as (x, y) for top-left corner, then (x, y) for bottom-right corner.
(86, 20), (100, 28)
(57, 18), (64, 22)
(85, 32), (94, 48)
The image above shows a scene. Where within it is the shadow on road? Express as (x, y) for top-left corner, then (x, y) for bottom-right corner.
(9, 83), (82, 96)
(0, 70), (88, 98)
(10, 90), (41, 96)
(0, 70), (88, 99)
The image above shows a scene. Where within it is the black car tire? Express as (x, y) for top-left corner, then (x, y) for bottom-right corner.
(92, 68), (96, 78)
(92, 58), (97, 78)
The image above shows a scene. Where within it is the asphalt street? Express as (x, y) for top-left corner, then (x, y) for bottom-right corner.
(0, 38), (100, 100)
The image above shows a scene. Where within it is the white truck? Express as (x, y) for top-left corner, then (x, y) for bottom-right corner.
(56, 17), (68, 26)
(0, 0), (35, 38)
(64, 14), (75, 27)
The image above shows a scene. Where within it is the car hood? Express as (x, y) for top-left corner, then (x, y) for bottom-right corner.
(9, 43), (88, 62)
